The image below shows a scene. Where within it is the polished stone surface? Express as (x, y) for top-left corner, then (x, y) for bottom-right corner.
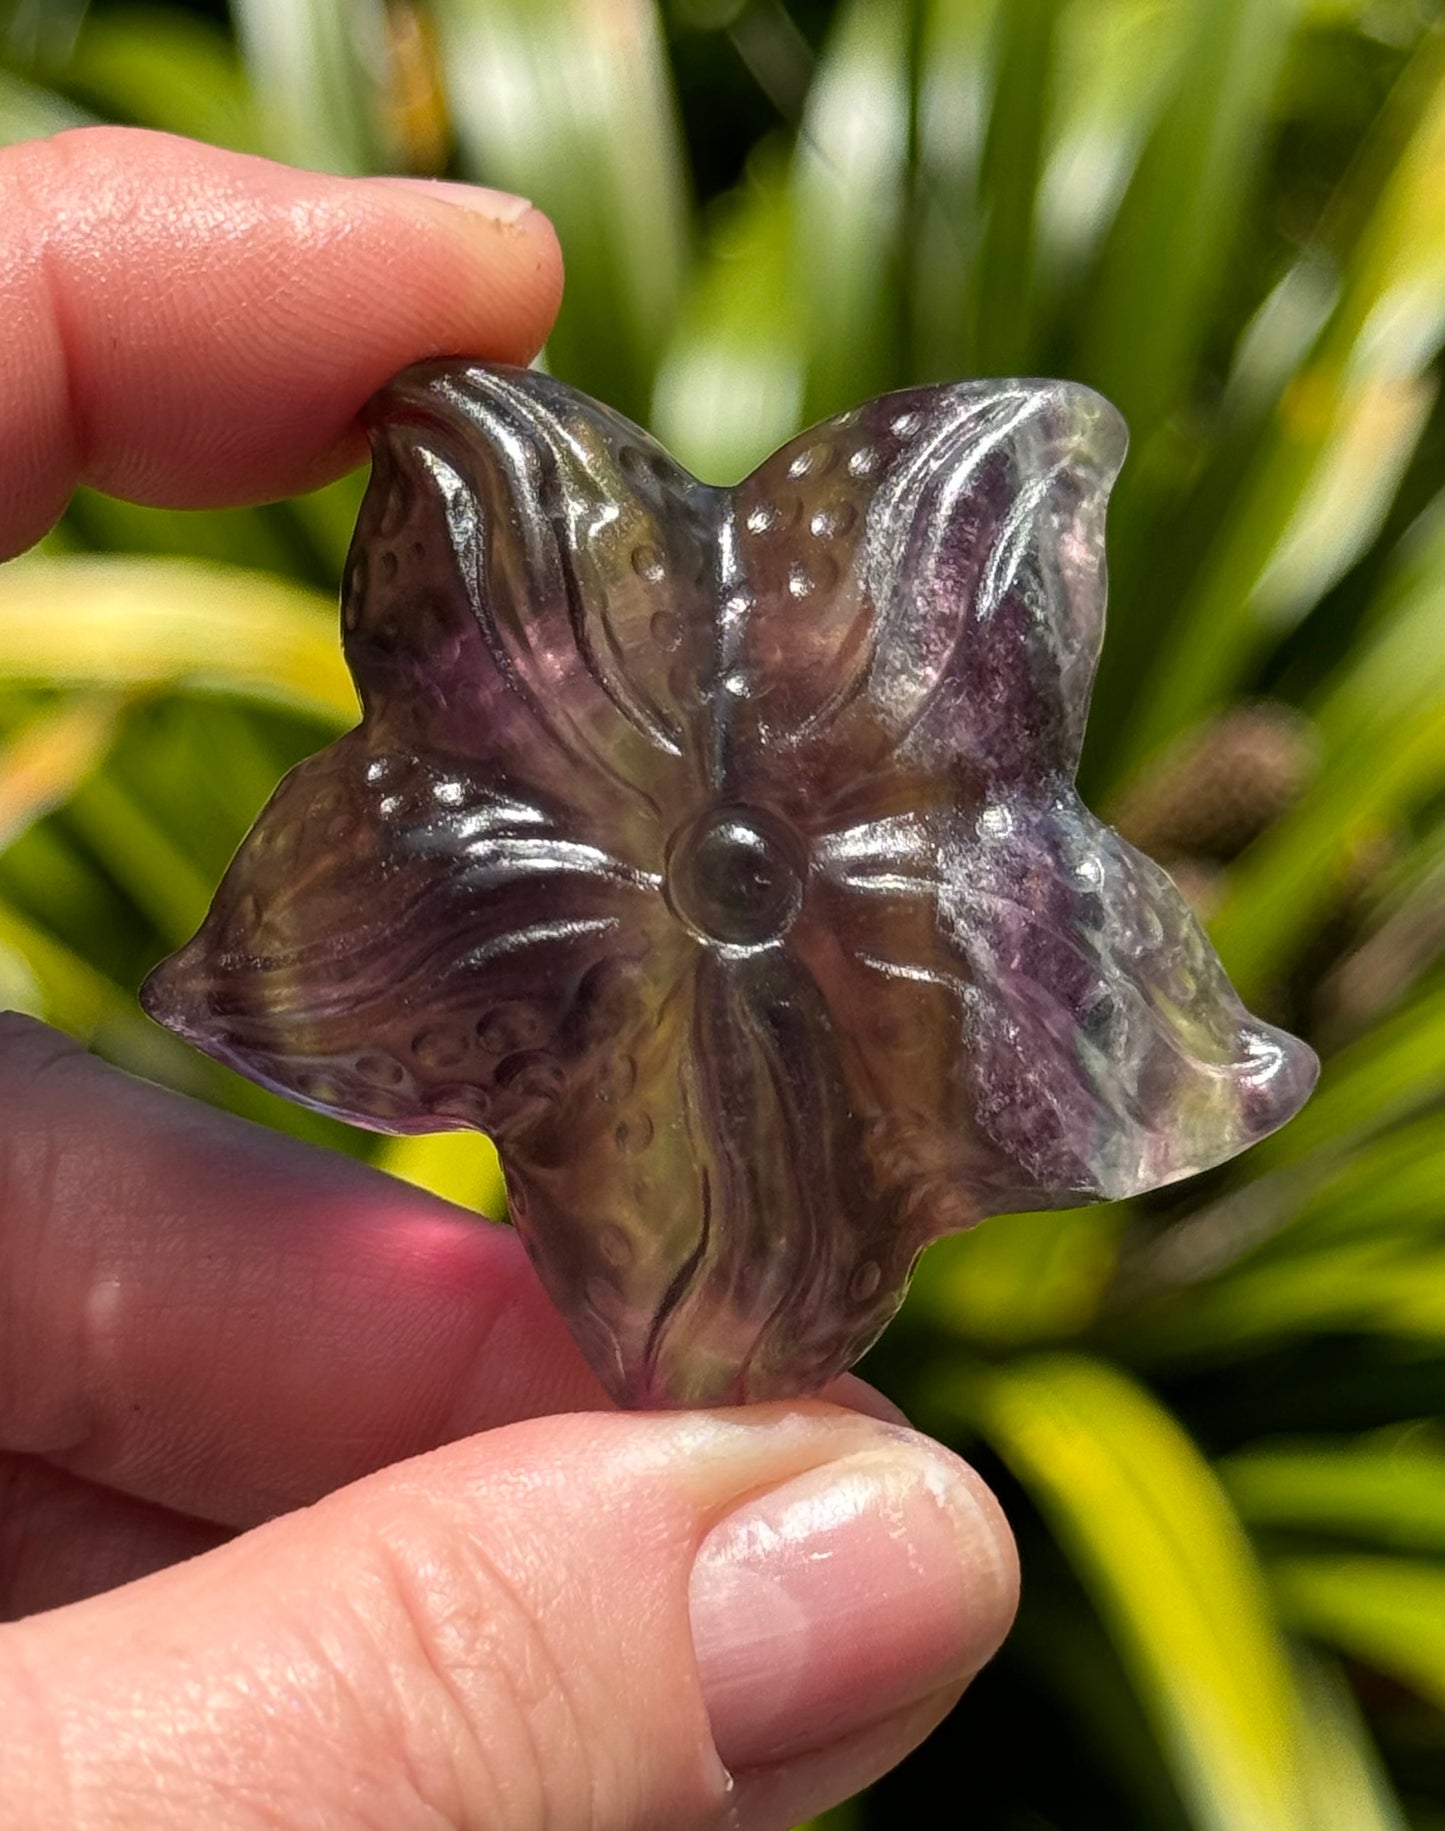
(142, 362), (1318, 1407)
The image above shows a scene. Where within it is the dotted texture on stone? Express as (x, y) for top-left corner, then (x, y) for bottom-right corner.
(141, 362), (1318, 1407)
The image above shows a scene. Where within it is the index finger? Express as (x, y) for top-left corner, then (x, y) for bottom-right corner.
(0, 126), (563, 557)
(0, 1014), (609, 1527)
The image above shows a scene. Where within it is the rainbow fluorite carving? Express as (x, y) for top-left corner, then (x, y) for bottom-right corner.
(142, 363), (1317, 1406)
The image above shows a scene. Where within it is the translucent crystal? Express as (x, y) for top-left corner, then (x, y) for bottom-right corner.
(142, 363), (1318, 1406)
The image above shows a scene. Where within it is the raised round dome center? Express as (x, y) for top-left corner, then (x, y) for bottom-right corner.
(665, 804), (806, 948)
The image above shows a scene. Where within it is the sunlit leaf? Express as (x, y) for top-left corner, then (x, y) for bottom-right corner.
(1260, 981), (1445, 1167)
(65, 489), (299, 575)
(793, 1801), (861, 1831)
(1275, 1114), (1445, 1247)
(0, 934), (42, 1016)
(0, 694), (125, 854)
(0, 64), (92, 141)
(1079, 0), (1299, 437)
(1223, 1437), (1445, 1555)
(231, 0), (391, 174)
(373, 1130), (508, 1221)
(651, 148), (804, 481)
(64, 4), (259, 150)
(660, 0), (911, 460)
(286, 470), (369, 578)
(1177, 1111), (1445, 1278)
(1119, 31), (1445, 773)
(794, 1801), (862, 1831)
(909, 1205), (1128, 1347)
(433, 0), (690, 422)
(910, 0), (1000, 379)
(1006, 1587), (1195, 1830)
(1124, 1237), (1445, 1361)
(1273, 1554), (1445, 1713)
(790, 0), (910, 418)
(1318, 808), (1445, 1040)
(1222, 257), (1340, 423)
(971, 0), (1059, 373)
(0, 809), (124, 973)
(0, 893), (137, 1039)
(0, 0), (90, 74)
(114, 699), (292, 875)
(0, 557), (355, 723)
(1033, 0), (1193, 299)
(954, 1354), (1311, 1831)
(1211, 497), (1445, 996)
(65, 772), (214, 945)
(1112, 1106), (1445, 1361)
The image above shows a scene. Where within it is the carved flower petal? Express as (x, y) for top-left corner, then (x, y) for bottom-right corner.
(725, 380), (1125, 819)
(814, 796), (1318, 1206)
(350, 363), (723, 842)
(790, 824), (1054, 1226)
(506, 940), (934, 1407)
(141, 729), (678, 1136)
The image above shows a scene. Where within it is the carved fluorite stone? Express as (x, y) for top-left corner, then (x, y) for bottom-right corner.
(141, 362), (1318, 1407)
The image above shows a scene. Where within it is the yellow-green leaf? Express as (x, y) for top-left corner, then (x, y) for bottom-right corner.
(0, 895), (133, 1038)
(652, 151), (804, 482)
(434, 0), (690, 423)
(1222, 1438), (1445, 1554)
(1208, 505), (1445, 995)
(1257, 980), (1445, 1169)
(791, 0), (911, 419)
(908, 1204), (1127, 1347)
(0, 557), (355, 724)
(373, 1131), (508, 1220)
(1121, 31), (1445, 770)
(1273, 1554), (1445, 1712)
(957, 1354), (1309, 1831)
(232, 0), (390, 174)
(65, 4), (260, 153)
(0, 65), (93, 142)
(1080, 0), (1299, 437)
(0, 694), (125, 854)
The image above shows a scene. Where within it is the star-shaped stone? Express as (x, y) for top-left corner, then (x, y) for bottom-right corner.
(142, 363), (1318, 1406)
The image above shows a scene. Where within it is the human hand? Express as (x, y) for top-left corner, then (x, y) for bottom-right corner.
(0, 130), (1018, 1829)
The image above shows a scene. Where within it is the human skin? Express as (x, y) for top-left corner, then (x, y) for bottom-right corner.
(0, 130), (1018, 1830)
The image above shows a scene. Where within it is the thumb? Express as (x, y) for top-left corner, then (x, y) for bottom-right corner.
(2, 1407), (1016, 1831)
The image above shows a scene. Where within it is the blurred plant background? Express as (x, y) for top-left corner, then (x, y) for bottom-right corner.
(2, 0), (1445, 1824)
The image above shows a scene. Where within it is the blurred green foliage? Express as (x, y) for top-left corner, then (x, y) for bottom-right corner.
(2, 0), (1445, 1824)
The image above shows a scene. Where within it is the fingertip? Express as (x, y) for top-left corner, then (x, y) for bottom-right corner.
(369, 177), (540, 225)
(689, 1424), (1018, 1773)
(0, 128), (568, 546)
(359, 174), (566, 369)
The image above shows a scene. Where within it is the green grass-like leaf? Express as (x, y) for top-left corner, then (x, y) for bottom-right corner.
(1273, 1556), (1445, 1715)
(949, 1354), (1311, 1831)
